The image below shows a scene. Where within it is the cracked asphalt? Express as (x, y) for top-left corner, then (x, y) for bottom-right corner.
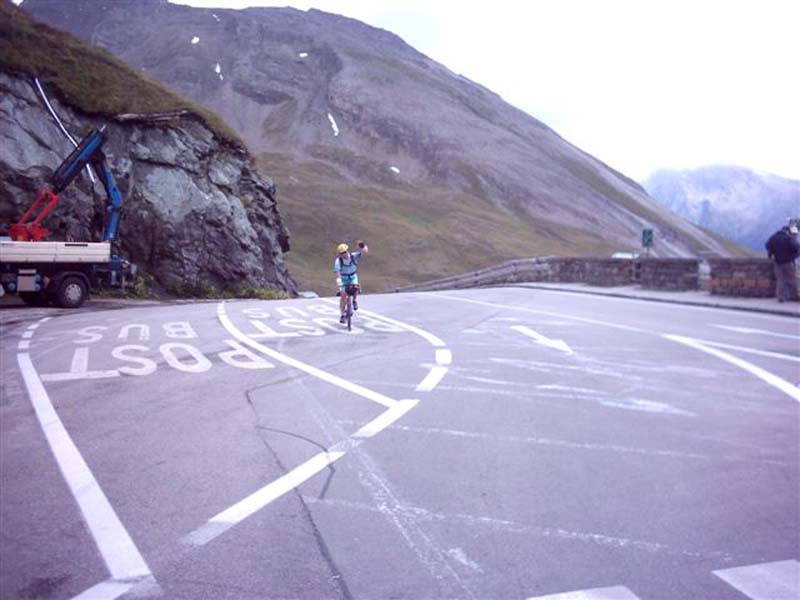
(1, 288), (798, 599)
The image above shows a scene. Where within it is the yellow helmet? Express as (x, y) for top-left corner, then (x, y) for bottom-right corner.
(336, 243), (349, 253)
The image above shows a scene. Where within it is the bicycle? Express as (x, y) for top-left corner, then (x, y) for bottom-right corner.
(341, 283), (360, 331)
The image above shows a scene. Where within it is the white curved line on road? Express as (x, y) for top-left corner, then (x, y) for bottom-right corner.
(323, 300), (453, 392)
(416, 366), (449, 392)
(665, 334), (800, 403)
(684, 339), (800, 363)
(218, 302), (398, 409)
(713, 324), (800, 340)
(359, 307), (447, 347)
(181, 302), (430, 547)
(15, 318), (152, 600)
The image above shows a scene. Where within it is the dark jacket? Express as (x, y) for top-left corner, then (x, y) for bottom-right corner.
(766, 229), (800, 264)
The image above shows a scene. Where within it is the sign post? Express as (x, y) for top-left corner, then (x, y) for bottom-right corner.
(642, 228), (653, 256)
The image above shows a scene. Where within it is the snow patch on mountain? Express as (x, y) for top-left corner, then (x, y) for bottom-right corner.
(327, 113), (339, 137)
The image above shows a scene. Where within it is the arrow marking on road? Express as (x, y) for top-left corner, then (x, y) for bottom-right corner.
(511, 325), (574, 355)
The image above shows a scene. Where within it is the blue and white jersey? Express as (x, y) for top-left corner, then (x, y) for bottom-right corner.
(334, 251), (362, 284)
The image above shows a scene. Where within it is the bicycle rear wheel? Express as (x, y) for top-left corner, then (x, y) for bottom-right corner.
(346, 297), (353, 331)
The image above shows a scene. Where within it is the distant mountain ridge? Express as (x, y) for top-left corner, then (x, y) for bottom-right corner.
(22, 0), (749, 291)
(643, 166), (800, 252)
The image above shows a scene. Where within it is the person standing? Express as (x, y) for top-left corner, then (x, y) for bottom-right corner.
(765, 225), (799, 302)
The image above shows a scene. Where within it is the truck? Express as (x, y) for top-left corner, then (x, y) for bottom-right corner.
(0, 126), (135, 308)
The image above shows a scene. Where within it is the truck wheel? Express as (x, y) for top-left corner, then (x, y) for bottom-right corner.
(19, 292), (51, 307)
(56, 276), (88, 308)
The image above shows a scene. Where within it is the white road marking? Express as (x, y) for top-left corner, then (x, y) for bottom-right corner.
(324, 301), (452, 391)
(713, 559), (800, 600)
(665, 334), (800, 403)
(358, 306), (447, 347)
(334, 419), (729, 462)
(684, 339), (800, 362)
(714, 324), (800, 340)
(306, 405), (478, 599)
(537, 384), (607, 394)
(41, 370), (121, 382)
(16, 351), (151, 583)
(598, 398), (696, 417)
(22, 330), (34, 339)
(183, 399), (418, 547)
(18, 340), (30, 350)
(435, 294), (649, 333)
(304, 495), (730, 560)
(527, 585), (641, 600)
(508, 286), (797, 323)
(41, 347), (120, 381)
(416, 366), (449, 392)
(417, 348), (454, 391)
(511, 325), (574, 354)
(447, 547), (483, 573)
(436, 348), (453, 365)
(218, 303), (397, 409)
(186, 302), (435, 545)
(466, 376), (525, 386)
(72, 577), (155, 600)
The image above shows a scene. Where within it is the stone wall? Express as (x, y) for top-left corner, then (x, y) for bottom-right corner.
(396, 256), (790, 298)
(639, 259), (699, 291)
(551, 258), (635, 287)
(707, 258), (775, 297)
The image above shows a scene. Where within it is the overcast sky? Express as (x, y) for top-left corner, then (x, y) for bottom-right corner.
(172, 1), (798, 180)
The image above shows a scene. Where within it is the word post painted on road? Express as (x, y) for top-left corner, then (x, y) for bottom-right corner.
(39, 321), (275, 382)
(34, 303), (411, 382)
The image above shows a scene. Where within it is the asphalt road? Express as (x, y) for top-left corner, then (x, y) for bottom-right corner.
(1, 287), (798, 600)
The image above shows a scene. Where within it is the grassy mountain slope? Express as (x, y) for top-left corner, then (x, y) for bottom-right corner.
(261, 154), (620, 293)
(0, 1), (240, 146)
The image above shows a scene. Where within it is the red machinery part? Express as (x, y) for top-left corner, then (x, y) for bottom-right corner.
(8, 189), (60, 241)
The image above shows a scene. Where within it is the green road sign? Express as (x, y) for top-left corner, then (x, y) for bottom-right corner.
(642, 228), (653, 248)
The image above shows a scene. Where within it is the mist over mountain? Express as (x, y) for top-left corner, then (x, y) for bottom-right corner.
(643, 166), (800, 252)
(22, 0), (747, 291)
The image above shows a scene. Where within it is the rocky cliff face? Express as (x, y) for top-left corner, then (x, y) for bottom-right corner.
(0, 71), (296, 295)
(22, 0), (739, 261)
(643, 167), (800, 252)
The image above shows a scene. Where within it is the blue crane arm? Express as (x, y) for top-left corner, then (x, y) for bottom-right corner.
(50, 125), (123, 242)
(92, 157), (122, 242)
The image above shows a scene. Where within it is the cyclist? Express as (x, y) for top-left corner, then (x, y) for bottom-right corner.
(334, 241), (368, 323)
